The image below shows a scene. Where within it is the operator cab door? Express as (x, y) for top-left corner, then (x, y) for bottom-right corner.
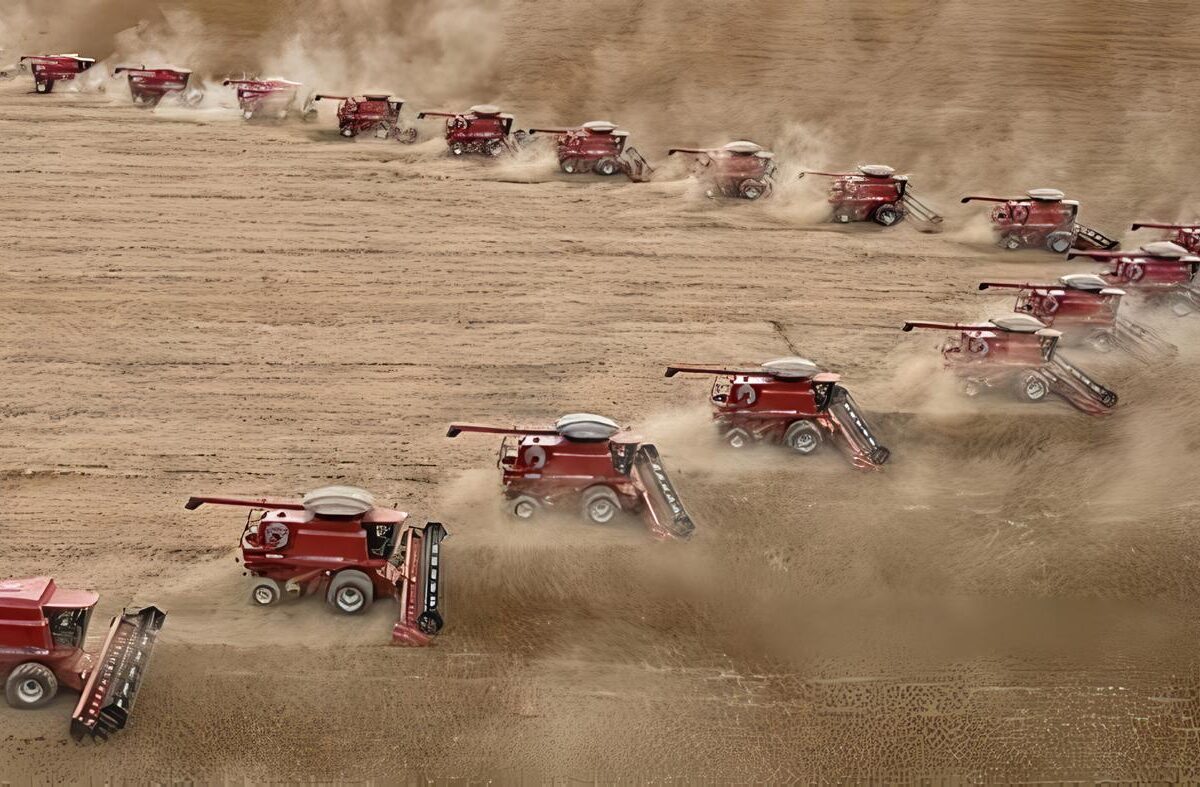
(43, 606), (91, 649)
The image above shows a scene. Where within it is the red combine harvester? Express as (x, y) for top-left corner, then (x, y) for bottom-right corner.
(979, 274), (1174, 359)
(416, 104), (525, 156)
(664, 357), (889, 469)
(18, 54), (96, 93)
(1131, 221), (1200, 254)
(1068, 241), (1200, 315)
(185, 486), (446, 645)
(902, 314), (1118, 414)
(113, 65), (199, 107)
(223, 78), (301, 120)
(311, 92), (416, 141)
(527, 120), (652, 181)
(667, 141), (776, 200)
(446, 414), (695, 540)
(0, 577), (165, 741)
(962, 188), (1118, 253)
(800, 164), (942, 226)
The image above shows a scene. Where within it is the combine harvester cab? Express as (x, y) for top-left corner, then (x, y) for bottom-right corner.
(185, 486), (446, 645)
(979, 275), (1175, 360)
(1131, 221), (1200, 254)
(902, 315), (1118, 415)
(223, 78), (302, 120)
(667, 141), (776, 200)
(801, 164), (942, 227)
(417, 104), (525, 156)
(1069, 241), (1200, 316)
(311, 92), (417, 142)
(446, 414), (695, 540)
(962, 188), (1118, 253)
(18, 54), (96, 94)
(112, 65), (200, 107)
(528, 120), (652, 181)
(0, 577), (165, 741)
(665, 357), (889, 468)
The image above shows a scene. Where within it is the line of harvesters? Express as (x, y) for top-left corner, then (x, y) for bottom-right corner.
(6, 50), (1200, 748)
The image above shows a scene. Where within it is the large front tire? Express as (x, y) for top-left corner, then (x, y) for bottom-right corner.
(783, 421), (822, 455)
(5, 663), (57, 709)
(327, 570), (374, 615)
(581, 485), (620, 525)
(1016, 371), (1049, 402)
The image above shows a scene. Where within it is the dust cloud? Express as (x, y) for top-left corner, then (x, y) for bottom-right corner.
(2, 0), (1200, 782)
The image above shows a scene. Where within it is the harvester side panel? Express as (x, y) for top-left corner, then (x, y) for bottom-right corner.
(70, 606), (166, 741)
(631, 444), (694, 540)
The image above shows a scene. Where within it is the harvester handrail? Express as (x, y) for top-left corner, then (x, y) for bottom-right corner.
(416, 110), (458, 119)
(527, 127), (574, 135)
(665, 364), (762, 378)
(902, 320), (988, 332)
(1132, 221), (1200, 230)
(446, 423), (559, 438)
(184, 495), (306, 511)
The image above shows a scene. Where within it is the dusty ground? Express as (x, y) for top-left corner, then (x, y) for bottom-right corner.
(3, 0), (1200, 781)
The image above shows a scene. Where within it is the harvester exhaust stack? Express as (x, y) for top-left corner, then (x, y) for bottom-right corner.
(70, 606), (167, 741)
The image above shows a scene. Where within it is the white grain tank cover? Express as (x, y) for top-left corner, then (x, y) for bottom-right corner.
(858, 164), (895, 178)
(1059, 273), (1110, 291)
(722, 140), (764, 154)
(469, 104), (501, 116)
(302, 485), (375, 516)
(1026, 188), (1066, 201)
(581, 120), (618, 133)
(554, 413), (620, 440)
(989, 314), (1048, 333)
(1140, 241), (1192, 259)
(760, 357), (822, 378)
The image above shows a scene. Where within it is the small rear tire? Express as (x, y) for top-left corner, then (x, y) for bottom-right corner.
(783, 421), (822, 455)
(5, 663), (57, 709)
(242, 109), (254, 121)
(251, 578), (282, 606)
(581, 485), (621, 525)
(560, 157), (580, 174)
(484, 139), (505, 157)
(327, 570), (374, 615)
(36, 81), (53, 94)
(1001, 235), (1023, 251)
(450, 141), (467, 156)
(340, 127), (355, 138)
